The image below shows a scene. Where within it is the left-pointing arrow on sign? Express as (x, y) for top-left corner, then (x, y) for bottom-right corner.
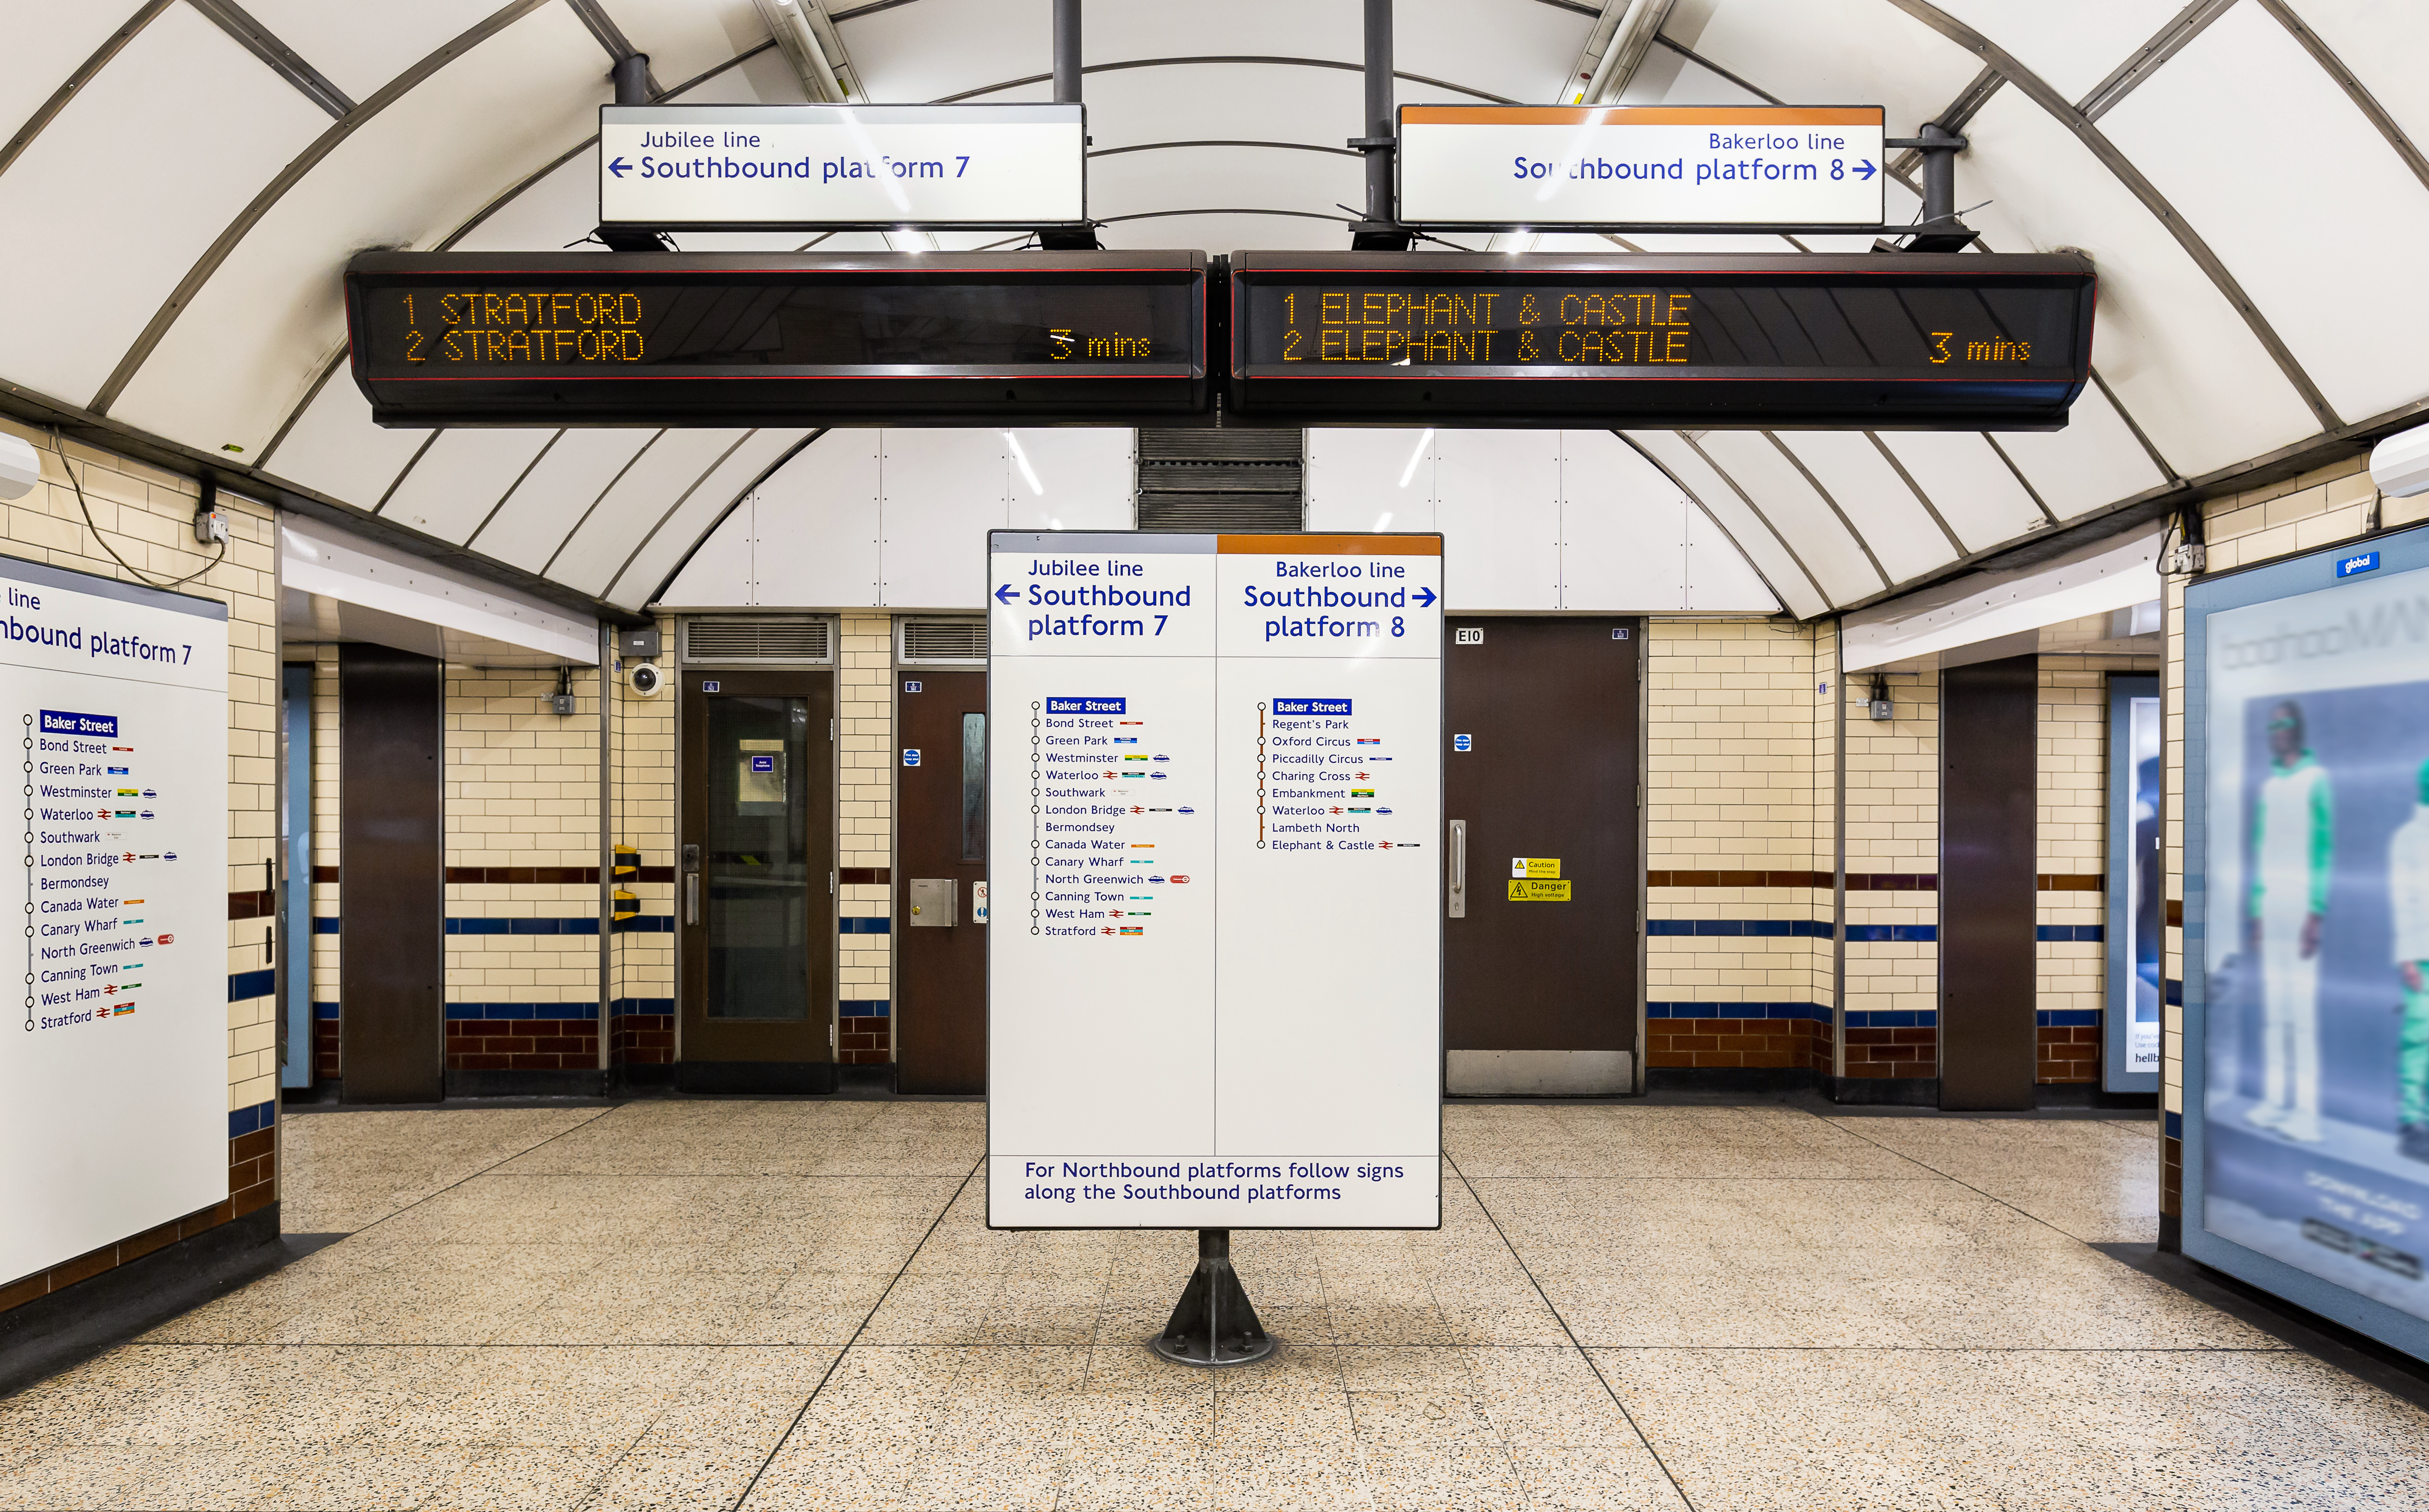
(995, 583), (1019, 604)
(608, 157), (632, 178)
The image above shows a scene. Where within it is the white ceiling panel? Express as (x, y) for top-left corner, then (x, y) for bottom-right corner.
(448, 142), (602, 254)
(842, 0), (1050, 103)
(0, 6), (329, 409)
(652, 492), (754, 608)
(1084, 1), (1360, 68)
(239, 0), (515, 103)
(107, 5), (607, 457)
(2291, 0), (2429, 176)
(1618, 45), (1771, 108)
(1684, 494), (1782, 614)
(1692, 430), (1883, 603)
(1675, 0), (1984, 135)
(1625, 429), (1822, 617)
(1096, 211), (1346, 253)
(1993, 380), (2166, 520)
(1875, 431), (2047, 554)
(1436, 429), (1558, 611)
(1076, 63), (1365, 153)
(258, 368), (432, 509)
(591, 0), (769, 90)
(606, 427), (808, 608)
(1558, 429), (1688, 612)
(741, 430), (882, 609)
(1954, 86), (2319, 477)
(1772, 431), (1951, 588)
(1085, 146), (1364, 220)
(1395, 0), (1591, 105)
(1007, 428), (1133, 531)
(377, 428), (555, 543)
(1307, 429), (1439, 533)
(471, 429), (658, 568)
(0, 2), (147, 141)
(1927, 1), (2192, 105)
(551, 428), (752, 594)
(2102, 4), (2429, 425)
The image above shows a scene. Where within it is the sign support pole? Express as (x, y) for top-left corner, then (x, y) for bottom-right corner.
(1151, 1230), (1275, 1367)
(1350, 0), (1409, 250)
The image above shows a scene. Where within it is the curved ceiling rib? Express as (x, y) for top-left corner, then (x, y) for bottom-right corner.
(932, 58), (1519, 107)
(0, 1), (173, 179)
(1762, 433), (1889, 591)
(88, 0), (555, 417)
(1879, 0), (2340, 433)
(1090, 140), (1362, 160)
(1673, 434), (1829, 610)
(1861, 434), (1967, 557)
(2256, 0), (2429, 196)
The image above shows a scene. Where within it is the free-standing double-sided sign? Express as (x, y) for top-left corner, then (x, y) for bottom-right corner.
(0, 556), (228, 1285)
(987, 532), (1443, 1228)
(1397, 105), (1886, 229)
(598, 104), (1085, 231)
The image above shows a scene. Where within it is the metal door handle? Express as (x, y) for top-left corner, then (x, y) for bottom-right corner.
(684, 873), (698, 925)
(1448, 819), (1466, 919)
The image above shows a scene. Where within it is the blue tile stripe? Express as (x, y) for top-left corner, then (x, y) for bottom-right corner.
(613, 914), (673, 933)
(228, 1100), (274, 1139)
(1840, 924), (1937, 943)
(610, 997), (674, 1016)
(312, 916), (340, 934)
(840, 916), (892, 935)
(1647, 1001), (1830, 1022)
(2036, 1009), (2102, 1026)
(2165, 978), (2183, 1006)
(446, 1002), (603, 1021)
(446, 917), (602, 935)
(1845, 1009), (1939, 1028)
(840, 999), (891, 1018)
(2165, 1110), (2183, 1139)
(229, 967), (275, 1002)
(1647, 918), (1833, 938)
(2036, 924), (2105, 942)
(313, 1001), (339, 1020)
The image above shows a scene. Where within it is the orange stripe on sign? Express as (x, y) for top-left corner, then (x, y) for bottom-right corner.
(1402, 105), (1884, 127)
(1218, 534), (1442, 555)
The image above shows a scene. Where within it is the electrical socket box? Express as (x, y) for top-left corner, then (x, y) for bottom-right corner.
(619, 625), (661, 660)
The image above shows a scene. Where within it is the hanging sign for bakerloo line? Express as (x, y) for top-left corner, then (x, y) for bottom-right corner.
(986, 531), (1444, 1228)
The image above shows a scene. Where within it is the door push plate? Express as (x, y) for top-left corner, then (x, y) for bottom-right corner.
(907, 878), (957, 927)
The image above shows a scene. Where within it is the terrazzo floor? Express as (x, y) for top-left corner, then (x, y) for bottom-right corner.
(3, 1100), (2425, 1509)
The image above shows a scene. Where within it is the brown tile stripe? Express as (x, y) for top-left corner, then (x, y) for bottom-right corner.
(2167, 898), (2183, 928)
(840, 866), (891, 885)
(1644, 870), (1942, 890)
(228, 889), (274, 920)
(2037, 873), (2104, 891)
(303, 865), (749, 887)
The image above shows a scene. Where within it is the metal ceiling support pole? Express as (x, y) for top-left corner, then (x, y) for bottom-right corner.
(1053, 0), (1080, 104)
(612, 51), (648, 107)
(1151, 1229), (1276, 1366)
(1350, 0), (1409, 250)
(1881, 122), (1975, 253)
(1040, 0), (1098, 249)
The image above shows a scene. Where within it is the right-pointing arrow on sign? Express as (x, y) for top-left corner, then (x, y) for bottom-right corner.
(1851, 160), (1877, 181)
(1413, 587), (1437, 608)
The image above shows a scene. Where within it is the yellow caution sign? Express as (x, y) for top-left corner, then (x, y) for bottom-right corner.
(1510, 857), (1560, 879)
(1507, 878), (1572, 902)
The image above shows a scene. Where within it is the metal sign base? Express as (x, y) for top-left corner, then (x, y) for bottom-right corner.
(1150, 1230), (1275, 1367)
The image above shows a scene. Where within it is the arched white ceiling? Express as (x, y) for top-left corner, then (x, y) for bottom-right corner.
(0, 0), (2421, 621)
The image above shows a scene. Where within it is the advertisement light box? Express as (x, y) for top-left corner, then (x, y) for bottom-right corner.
(2185, 525), (2429, 1361)
(986, 532), (1444, 1229)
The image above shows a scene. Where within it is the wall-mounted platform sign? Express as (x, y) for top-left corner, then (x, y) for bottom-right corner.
(342, 250), (1206, 425)
(987, 532), (1444, 1229)
(0, 556), (228, 1287)
(1398, 105), (1886, 230)
(1226, 251), (2096, 429)
(598, 104), (1085, 231)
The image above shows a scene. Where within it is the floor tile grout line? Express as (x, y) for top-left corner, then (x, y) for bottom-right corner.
(1811, 1111), (2149, 1250)
(295, 1104), (624, 1250)
(1444, 1150), (1698, 1512)
(731, 1153), (983, 1511)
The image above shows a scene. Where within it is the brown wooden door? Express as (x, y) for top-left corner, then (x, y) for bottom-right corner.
(1939, 653), (2039, 1110)
(1444, 618), (1642, 1064)
(679, 669), (836, 1085)
(895, 671), (987, 1093)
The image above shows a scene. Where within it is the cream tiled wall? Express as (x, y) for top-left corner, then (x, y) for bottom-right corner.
(309, 647), (339, 1070)
(1644, 618), (1832, 1012)
(1844, 664), (1939, 1020)
(443, 666), (605, 1020)
(611, 647), (675, 1033)
(839, 614), (894, 1029)
(2038, 666), (2109, 1019)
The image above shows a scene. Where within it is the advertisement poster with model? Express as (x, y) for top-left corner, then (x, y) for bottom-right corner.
(2193, 540), (2429, 1352)
(2107, 676), (2161, 1091)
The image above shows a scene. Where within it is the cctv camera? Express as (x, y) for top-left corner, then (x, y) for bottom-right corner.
(628, 661), (662, 698)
